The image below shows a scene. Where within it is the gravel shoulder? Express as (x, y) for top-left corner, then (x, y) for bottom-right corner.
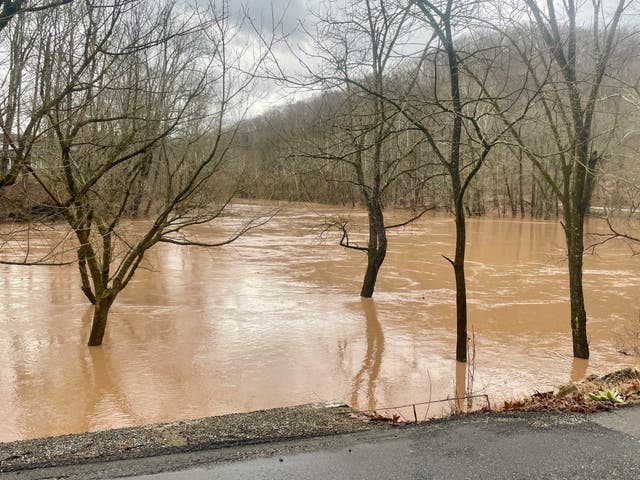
(3, 396), (640, 479)
(4, 407), (640, 480)
(0, 402), (383, 473)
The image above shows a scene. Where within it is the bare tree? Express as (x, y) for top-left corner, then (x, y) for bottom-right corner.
(0, 2), (74, 192)
(382, 0), (534, 361)
(285, 0), (437, 298)
(0, 0), (72, 32)
(499, 0), (631, 358)
(278, 0), (533, 360)
(5, 0), (273, 346)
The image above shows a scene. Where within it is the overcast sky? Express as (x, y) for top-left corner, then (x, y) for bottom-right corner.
(227, 0), (319, 116)
(193, 0), (640, 117)
(238, 0), (308, 35)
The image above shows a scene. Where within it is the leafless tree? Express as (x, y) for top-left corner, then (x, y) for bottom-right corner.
(282, 0), (438, 298)
(497, 0), (632, 358)
(383, 0), (535, 361)
(272, 0), (535, 360)
(1, 0), (274, 346)
(0, 0), (72, 32)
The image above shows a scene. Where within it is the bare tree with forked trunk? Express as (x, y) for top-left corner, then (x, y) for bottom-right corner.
(1, 0), (275, 345)
(280, 0), (439, 298)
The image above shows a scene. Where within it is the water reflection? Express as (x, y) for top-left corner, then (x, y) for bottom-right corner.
(351, 298), (385, 411)
(455, 361), (467, 412)
(570, 358), (590, 383)
(81, 337), (136, 432)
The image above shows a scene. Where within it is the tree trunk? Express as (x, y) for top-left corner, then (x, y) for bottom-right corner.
(530, 171), (536, 218)
(562, 131), (595, 359)
(130, 153), (153, 217)
(88, 294), (116, 347)
(564, 215), (589, 359)
(360, 201), (387, 298)
(505, 176), (516, 217)
(518, 150), (525, 218)
(453, 206), (468, 362)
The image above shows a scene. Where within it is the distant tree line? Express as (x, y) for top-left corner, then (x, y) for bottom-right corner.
(236, 26), (639, 223)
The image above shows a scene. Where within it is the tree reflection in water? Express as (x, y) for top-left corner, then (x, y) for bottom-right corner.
(570, 358), (589, 383)
(351, 298), (385, 411)
(455, 360), (467, 412)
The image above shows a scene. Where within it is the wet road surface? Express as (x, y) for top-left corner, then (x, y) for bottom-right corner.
(8, 407), (640, 480)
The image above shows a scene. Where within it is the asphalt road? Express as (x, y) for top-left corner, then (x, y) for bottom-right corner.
(8, 408), (640, 480)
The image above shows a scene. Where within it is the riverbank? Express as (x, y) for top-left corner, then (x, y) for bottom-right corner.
(2, 368), (640, 474)
(502, 367), (640, 413)
(0, 402), (382, 473)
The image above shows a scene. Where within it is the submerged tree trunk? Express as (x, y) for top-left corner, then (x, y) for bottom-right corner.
(361, 201), (387, 298)
(452, 186), (468, 362)
(564, 209), (589, 358)
(520, 0), (626, 359)
(518, 150), (525, 218)
(88, 293), (116, 347)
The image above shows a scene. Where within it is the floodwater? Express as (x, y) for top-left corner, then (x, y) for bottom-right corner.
(0, 203), (639, 443)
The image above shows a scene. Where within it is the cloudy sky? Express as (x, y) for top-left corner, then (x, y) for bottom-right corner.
(183, 0), (316, 115)
(193, 0), (638, 117)
(228, 0), (321, 115)
(238, 0), (309, 35)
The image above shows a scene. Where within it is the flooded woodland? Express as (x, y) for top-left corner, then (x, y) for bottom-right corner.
(2, 0), (640, 462)
(1, 203), (639, 443)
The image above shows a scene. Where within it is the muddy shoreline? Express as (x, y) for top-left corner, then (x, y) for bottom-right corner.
(0, 402), (385, 473)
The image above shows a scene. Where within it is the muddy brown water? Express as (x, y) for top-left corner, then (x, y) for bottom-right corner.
(0, 203), (639, 443)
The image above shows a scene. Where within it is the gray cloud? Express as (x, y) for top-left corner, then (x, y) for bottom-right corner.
(226, 0), (309, 40)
